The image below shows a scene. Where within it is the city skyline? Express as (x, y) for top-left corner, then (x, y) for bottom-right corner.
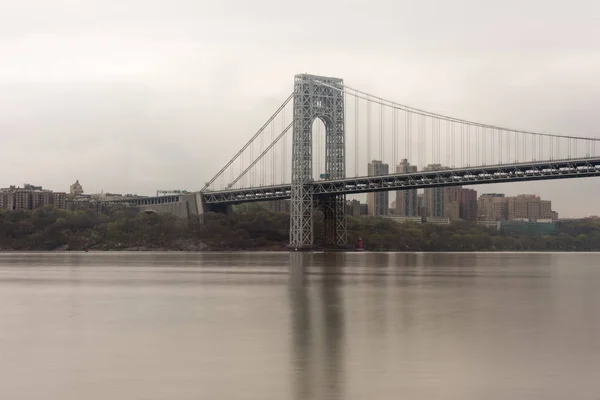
(0, 170), (590, 219)
(0, 175), (564, 223)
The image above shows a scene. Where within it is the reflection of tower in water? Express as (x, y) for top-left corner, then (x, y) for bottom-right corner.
(288, 253), (311, 399)
(288, 252), (345, 400)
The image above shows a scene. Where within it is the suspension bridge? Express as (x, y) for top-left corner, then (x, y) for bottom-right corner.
(121, 73), (600, 249)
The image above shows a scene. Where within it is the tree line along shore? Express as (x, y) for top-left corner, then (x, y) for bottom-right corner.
(1, 205), (600, 252)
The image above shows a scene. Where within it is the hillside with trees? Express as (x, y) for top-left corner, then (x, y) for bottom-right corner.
(1, 205), (600, 251)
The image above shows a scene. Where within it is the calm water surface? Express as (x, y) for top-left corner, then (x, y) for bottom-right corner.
(0, 252), (599, 399)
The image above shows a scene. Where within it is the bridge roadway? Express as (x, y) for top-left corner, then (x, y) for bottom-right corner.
(201, 157), (600, 204)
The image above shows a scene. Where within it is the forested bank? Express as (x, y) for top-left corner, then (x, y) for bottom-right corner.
(0, 206), (289, 251)
(1, 205), (600, 251)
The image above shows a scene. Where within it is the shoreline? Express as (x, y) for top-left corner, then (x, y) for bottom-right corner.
(2, 248), (600, 253)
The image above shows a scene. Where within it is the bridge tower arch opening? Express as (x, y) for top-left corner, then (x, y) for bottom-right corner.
(290, 74), (347, 248)
(312, 117), (327, 181)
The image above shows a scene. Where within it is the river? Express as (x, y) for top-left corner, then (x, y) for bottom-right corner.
(0, 252), (598, 399)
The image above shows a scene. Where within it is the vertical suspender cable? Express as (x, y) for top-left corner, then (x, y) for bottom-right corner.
(393, 108), (398, 168)
(500, 129), (503, 164)
(423, 115), (426, 167)
(261, 125), (265, 185)
(438, 118), (441, 165)
(461, 123), (465, 166)
(420, 115), (425, 168)
(271, 119), (275, 185)
(466, 125), (470, 166)
(230, 156), (234, 186)
(507, 130), (511, 163)
(514, 131), (518, 162)
(249, 138), (254, 186)
(379, 102), (384, 161)
(451, 121), (455, 167)
(434, 117), (438, 164)
(475, 125), (479, 165)
(281, 107), (286, 184)
(482, 127), (487, 165)
(406, 112), (411, 163)
(445, 120), (450, 167)
(492, 128), (496, 163)
(522, 132), (526, 162)
(431, 118), (439, 164)
(355, 91), (359, 177)
(423, 115), (427, 167)
(367, 95), (372, 164)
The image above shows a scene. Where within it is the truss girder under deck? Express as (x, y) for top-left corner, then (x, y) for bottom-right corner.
(202, 158), (600, 204)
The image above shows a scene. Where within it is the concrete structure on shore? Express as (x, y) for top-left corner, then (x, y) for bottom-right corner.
(116, 192), (231, 220)
(0, 180), (229, 221)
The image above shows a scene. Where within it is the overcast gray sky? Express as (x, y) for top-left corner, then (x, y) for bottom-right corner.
(1, 0), (600, 217)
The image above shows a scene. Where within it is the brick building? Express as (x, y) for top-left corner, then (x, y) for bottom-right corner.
(0, 184), (67, 211)
(478, 193), (509, 221)
(508, 195), (554, 221)
(444, 187), (478, 221)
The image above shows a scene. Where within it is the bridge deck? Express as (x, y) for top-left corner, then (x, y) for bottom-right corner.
(201, 157), (600, 204)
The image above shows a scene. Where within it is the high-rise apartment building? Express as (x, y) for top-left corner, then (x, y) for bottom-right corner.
(367, 160), (389, 216)
(423, 164), (446, 217)
(13, 190), (32, 210)
(478, 193), (508, 221)
(445, 186), (478, 221)
(395, 159), (418, 217)
(32, 191), (53, 209)
(0, 191), (12, 210)
(53, 192), (67, 210)
(0, 184), (67, 211)
(461, 188), (478, 221)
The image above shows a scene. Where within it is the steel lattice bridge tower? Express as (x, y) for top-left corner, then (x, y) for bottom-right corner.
(110, 73), (600, 249)
(291, 74), (346, 248)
